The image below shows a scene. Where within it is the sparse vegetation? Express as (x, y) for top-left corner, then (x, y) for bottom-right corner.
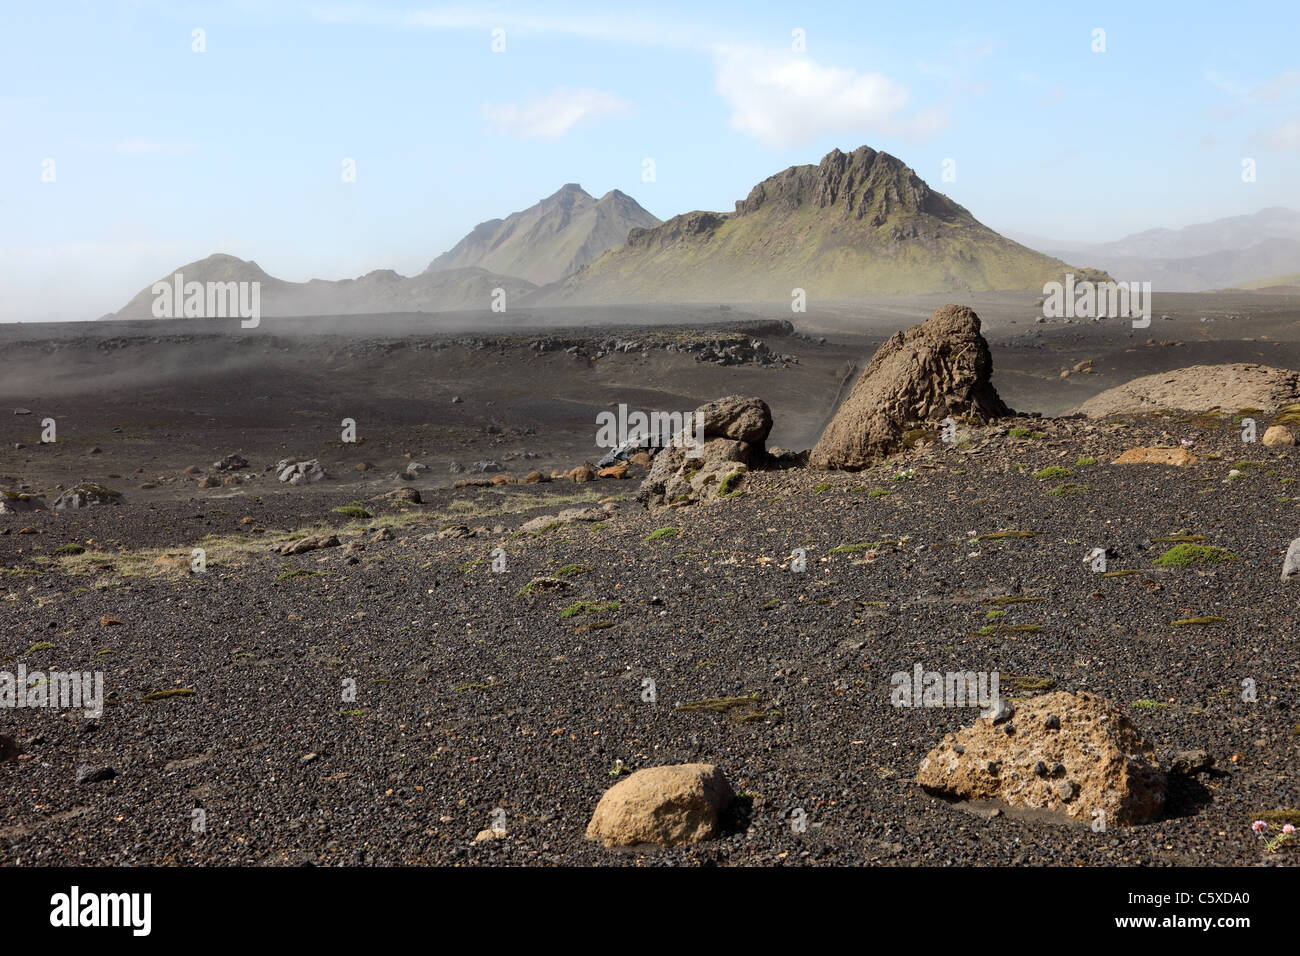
(1033, 466), (1072, 480)
(1154, 544), (1237, 566)
(645, 527), (679, 541)
(560, 600), (619, 619)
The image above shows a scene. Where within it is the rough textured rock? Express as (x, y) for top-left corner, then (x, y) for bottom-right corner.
(272, 533), (339, 555)
(1073, 363), (1300, 418)
(1281, 537), (1300, 583)
(697, 395), (773, 443)
(1262, 425), (1295, 447)
(597, 461), (629, 479)
(586, 764), (735, 847)
(52, 484), (122, 510)
(811, 305), (1009, 470)
(636, 397), (772, 510)
(276, 458), (326, 484)
(916, 691), (1166, 825)
(213, 454), (249, 471)
(1111, 446), (1197, 466)
(0, 734), (19, 762)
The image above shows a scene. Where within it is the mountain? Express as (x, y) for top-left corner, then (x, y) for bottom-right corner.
(1007, 208), (1300, 291)
(111, 253), (535, 319)
(527, 147), (1094, 305)
(424, 184), (660, 285)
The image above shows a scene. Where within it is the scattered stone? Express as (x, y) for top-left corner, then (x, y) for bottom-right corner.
(524, 470), (547, 483)
(198, 475), (221, 488)
(568, 463), (596, 483)
(276, 459), (327, 484)
(697, 395), (774, 443)
(491, 474), (516, 486)
(405, 461), (429, 477)
(451, 395), (464, 404)
(13, 407), (32, 416)
(811, 305), (1009, 469)
(213, 454), (249, 471)
(437, 525), (472, 539)
(598, 461), (630, 479)
(917, 691), (1166, 825)
(370, 527), (394, 542)
(76, 765), (116, 785)
(474, 460), (504, 473)
(1168, 750), (1214, 776)
(355, 461), (374, 472)
(273, 533), (340, 555)
(448, 462), (464, 474)
(52, 484), (122, 510)
(1111, 447), (1197, 467)
(99, 616), (124, 627)
(380, 487), (421, 504)
(1262, 425), (1295, 447)
(475, 828), (505, 842)
(586, 763), (736, 847)
(1282, 537), (1300, 583)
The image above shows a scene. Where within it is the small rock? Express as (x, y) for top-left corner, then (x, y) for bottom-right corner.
(76, 765), (116, 785)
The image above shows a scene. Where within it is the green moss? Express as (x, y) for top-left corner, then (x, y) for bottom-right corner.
(867, 488), (891, 497)
(1132, 699), (1168, 710)
(142, 688), (195, 702)
(1008, 427), (1032, 438)
(1074, 456), (1098, 467)
(1045, 482), (1088, 497)
(25, 642), (56, 654)
(718, 470), (746, 497)
(813, 481), (830, 492)
(555, 564), (592, 578)
(1033, 466), (1072, 480)
(1154, 544), (1237, 567)
(645, 527), (680, 542)
(560, 600), (620, 619)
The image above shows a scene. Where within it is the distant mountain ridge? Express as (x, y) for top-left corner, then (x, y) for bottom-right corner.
(1007, 207), (1300, 292)
(111, 253), (535, 319)
(529, 146), (1095, 304)
(424, 184), (660, 285)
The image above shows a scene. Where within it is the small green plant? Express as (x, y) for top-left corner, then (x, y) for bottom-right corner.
(1154, 544), (1237, 567)
(718, 470), (745, 497)
(1045, 482), (1088, 497)
(893, 470), (917, 482)
(1253, 819), (1297, 852)
(1008, 427), (1032, 438)
(561, 600), (620, 619)
(813, 481), (830, 492)
(646, 527), (679, 541)
(1132, 699), (1168, 710)
(867, 488), (891, 497)
(1074, 456), (1098, 466)
(25, 642), (56, 654)
(333, 503), (372, 519)
(55, 543), (86, 555)
(555, 564), (591, 578)
(1033, 466), (1072, 480)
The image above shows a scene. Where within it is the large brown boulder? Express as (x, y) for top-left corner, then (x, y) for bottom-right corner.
(1073, 363), (1300, 418)
(586, 764), (735, 847)
(696, 395), (773, 443)
(916, 691), (1166, 826)
(810, 305), (1009, 470)
(636, 397), (771, 510)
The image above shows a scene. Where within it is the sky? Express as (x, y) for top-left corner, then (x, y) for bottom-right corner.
(2, 0), (1298, 321)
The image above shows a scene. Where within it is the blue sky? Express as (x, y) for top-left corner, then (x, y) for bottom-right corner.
(3, 0), (1298, 321)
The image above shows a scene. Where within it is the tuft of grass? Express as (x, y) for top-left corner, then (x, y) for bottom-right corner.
(554, 563), (592, 578)
(1132, 699), (1168, 710)
(867, 488), (891, 497)
(645, 527), (679, 542)
(142, 688), (195, 702)
(813, 481), (830, 492)
(55, 543), (86, 555)
(25, 642), (56, 654)
(560, 600), (620, 619)
(1074, 456), (1098, 467)
(1008, 427), (1032, 438)
(333, 503), (372, 519)
(1154, 543), (1237, 567)
(1033, 466), (1072, 480)
(1045, 482), (1088, 497)
(974, 530), (1037, 541)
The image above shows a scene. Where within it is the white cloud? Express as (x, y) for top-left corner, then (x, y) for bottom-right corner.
(482, 87), (631, 140)
(1255, 119), (1300, 151)
(712, 46), (943, 149)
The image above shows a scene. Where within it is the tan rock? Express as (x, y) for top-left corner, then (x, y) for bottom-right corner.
(524, 470), (548, 483)
(630, 451), (653, 467)
(916, 691), (1166, 825)
(491, 474), (515, 485)
(1262, 425), (1295, 447)
(598, 461), (629, 479)
(1073, 363), (1300, 418)
(569, 463), (596, 483)
(1111, 446), (1197, 466)
(586, 764), (735, 847)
